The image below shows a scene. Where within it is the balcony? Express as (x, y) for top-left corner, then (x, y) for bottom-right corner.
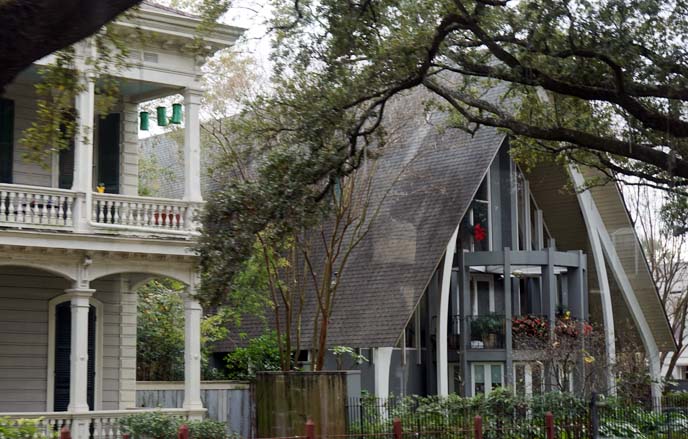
(0, 183), (202, 237)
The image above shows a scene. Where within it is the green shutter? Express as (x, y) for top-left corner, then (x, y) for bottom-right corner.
(97, 113), (120, 194)
(58, 139), (75, 190)
(53, 302), (71, 412)
(0, 99), (14, 183)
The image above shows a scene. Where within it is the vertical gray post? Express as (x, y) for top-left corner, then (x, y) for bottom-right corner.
(512, 277), (521, 317)
(542, 240), (557, 325)
(535, 210), (544, 251)
(504, 248), (513, 387)
(460, 257), (471, 396)
(523, 181), (532, 250)
(567, 251), (585, 320)
(510, 162), (519, 250)
(541, 240), (557, 391)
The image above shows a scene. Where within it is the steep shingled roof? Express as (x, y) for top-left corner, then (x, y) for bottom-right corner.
(141, 88), (672, 351)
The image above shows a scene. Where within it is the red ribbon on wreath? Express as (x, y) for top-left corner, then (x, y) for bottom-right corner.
(473, 223), (486, 242)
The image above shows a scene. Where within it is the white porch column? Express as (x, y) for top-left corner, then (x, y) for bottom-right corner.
(183, 291), (204, 415)
(437, 225), (459, 397)
(71, 41), (96, 232)
(373, 347), (393, 398)
(183, 89), (203, 202)
(65, 288), (95, 413)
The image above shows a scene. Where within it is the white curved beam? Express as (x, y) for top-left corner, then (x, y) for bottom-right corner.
(570, 166), (661, 399)
(437, 225), (459, 397)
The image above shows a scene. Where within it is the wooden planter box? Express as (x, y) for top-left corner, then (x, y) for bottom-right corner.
(255, 371), (355, 438)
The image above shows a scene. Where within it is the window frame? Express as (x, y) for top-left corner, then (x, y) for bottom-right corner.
(471, 362), (504, 396)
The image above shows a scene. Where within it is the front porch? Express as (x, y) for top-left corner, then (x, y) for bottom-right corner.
(0, 253), (206, 438)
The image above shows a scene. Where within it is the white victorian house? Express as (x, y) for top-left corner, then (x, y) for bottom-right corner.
(0, 3), (241, 437)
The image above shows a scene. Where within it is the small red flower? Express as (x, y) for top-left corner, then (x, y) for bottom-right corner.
(473, 223), (486, 241)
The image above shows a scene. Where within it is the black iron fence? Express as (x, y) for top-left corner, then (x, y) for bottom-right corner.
(344, 394), (688, 439)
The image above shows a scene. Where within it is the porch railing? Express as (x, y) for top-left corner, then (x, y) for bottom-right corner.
(0, 408), (202, 439)
(92, 193), (201, 233)
(0, 183), (202, 237)
(0, 184), (75, 228)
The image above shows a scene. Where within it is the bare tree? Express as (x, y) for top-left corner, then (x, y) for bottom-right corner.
(627, 186), (688, 380)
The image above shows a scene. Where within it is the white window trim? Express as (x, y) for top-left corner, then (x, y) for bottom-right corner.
(471, 362), (504, 396)
(471, 274), (495, 316)
(47, 294), (104, 411)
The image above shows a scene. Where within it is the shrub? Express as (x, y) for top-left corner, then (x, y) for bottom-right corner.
(119, 412), (179, 439)
(186, 420), (227, 439)
(0, 418), (45, 439)
(119, 412), (230, 439)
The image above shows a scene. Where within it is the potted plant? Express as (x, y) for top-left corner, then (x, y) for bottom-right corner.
(96, 183), (106, 193)
(470, 314), (502, 349)
(482, 314), (501, 348)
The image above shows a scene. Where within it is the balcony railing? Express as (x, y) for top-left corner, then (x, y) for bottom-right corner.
(0, 184), (75, 228)
(92, 193), (201, 233)
(0, 183), (201, 237)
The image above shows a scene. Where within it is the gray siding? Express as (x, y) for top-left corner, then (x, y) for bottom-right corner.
(2, 82), (53, 187)
(0, 267), (70, 412)
(0, 268), (133, 412)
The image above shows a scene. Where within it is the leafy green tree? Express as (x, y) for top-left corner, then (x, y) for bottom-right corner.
(223, 331), (283, 380)
(136, 278), (232, 381)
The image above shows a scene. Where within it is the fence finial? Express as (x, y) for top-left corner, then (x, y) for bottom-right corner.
(305, 418), (315, 439)
(393, 417), (402, 439)
(473, 415), (482, 439)
(545, 412), (554, 439)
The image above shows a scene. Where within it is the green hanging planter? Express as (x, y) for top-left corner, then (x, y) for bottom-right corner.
(139, 111), (149, 131)
(156, 106), (168, 127)
(170, 103), (183, 124)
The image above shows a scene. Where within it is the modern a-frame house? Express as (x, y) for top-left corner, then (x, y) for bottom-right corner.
(209, 91), (675, 401)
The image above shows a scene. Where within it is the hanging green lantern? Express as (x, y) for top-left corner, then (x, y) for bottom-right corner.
(156, 106), (168, 127)
(170, 103), (183, 124)
(139, 111), (150, 131)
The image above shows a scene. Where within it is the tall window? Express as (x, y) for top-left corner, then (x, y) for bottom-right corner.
(0, 98), (13, 183)
(470, 176), (490, 251)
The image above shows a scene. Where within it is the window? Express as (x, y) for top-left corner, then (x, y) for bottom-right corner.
(514, 362), (544, 397)
(472, 363), (504, 396)
(97, 113), (121, 193)
(449, 363), (462, 394)
(469, 175), (491, 252)
(0, 98), (13, 183)
(518, 277), (541, 315)
(471, 274), (495, 316)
